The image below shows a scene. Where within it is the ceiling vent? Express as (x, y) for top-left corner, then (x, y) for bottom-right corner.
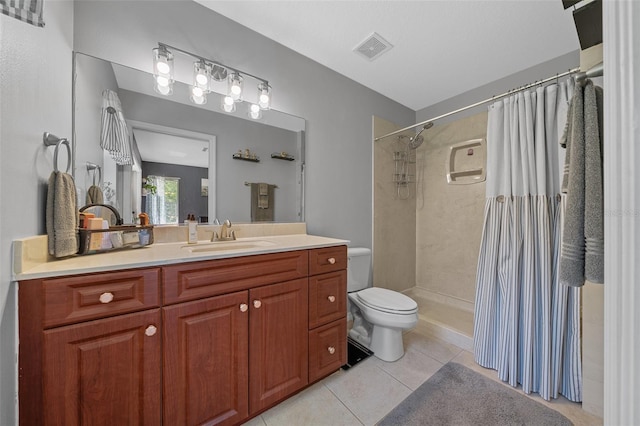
(353, 32), (393, 61)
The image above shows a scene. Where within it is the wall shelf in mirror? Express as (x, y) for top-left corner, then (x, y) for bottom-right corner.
(271, 153), (295, 161)
(232, 153), (260, 162)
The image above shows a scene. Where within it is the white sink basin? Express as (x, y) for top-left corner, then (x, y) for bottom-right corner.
(182, 239), (276, 253)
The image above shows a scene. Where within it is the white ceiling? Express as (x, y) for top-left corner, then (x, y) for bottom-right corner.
(133, 128), (209, 168)
(195, 0), (580, 111)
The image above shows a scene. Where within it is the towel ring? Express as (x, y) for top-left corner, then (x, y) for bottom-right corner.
(87, 162), (102, 186)
(43, 132), (71, 173)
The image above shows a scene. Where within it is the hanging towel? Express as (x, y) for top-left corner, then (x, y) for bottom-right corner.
(560, 80), (604, 286)
(560, 85), (585, 286)
(86, 185), (104, 204)
(101, 89), (133, 165)
(584, 83), (604, 283)
(258, 182), (269, 208)
(46, 171), (79, 258)
(250, 183), (274, 221)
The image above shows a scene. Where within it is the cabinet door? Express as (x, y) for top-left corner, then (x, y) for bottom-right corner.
(43, 309), (161, 426)
(249, 278), (308, 414)
(163, 291), (249, 426)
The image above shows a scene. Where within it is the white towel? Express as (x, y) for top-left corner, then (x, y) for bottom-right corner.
(46, 171), (79, 257)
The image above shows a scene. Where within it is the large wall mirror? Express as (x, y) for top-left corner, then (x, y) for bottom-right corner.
(73, 52), (305, 225)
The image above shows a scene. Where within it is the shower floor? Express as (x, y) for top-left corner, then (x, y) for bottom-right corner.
(405, 288), (474, 351)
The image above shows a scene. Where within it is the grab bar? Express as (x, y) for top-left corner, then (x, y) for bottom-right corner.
(43, 132), (71, 173)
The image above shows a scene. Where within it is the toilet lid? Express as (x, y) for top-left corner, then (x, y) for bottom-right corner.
(356, 287), (418, 314)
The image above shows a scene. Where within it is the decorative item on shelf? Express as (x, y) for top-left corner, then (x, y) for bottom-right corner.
(271, 152), (295, 161)
(141, 177), (157, 196)
(232, 148), (260, 162)
(152, 42), (271, 117)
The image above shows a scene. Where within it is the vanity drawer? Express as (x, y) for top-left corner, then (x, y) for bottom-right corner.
(309, 271), (346, 329)
(309, 318), (347, 382)
(308, 246), (347, 276)
(163, 250), (308, 305)
(42, 268), (160, 328)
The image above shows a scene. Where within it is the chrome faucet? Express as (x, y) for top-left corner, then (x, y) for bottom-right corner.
(211, 219), (236, 241)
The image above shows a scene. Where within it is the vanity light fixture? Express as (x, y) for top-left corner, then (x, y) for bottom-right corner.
(152, 45), (174, 95)
(152, 42), (272, 114)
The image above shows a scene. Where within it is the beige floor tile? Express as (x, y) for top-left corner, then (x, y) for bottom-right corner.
(371, 345), (444, 390)
(324, 359), (411, 426)
(241, 414), (266, 426)
(403, 328), (464, 364)
(259, 381), (361, 426)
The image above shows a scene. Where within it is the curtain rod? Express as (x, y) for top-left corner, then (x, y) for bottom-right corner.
(375, 66), (582, 142)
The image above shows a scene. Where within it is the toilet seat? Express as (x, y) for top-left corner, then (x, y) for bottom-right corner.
(355, 287), (418, 314)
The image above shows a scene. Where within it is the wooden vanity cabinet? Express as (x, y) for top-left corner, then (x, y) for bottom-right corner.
(307, 246), (348, 383)
(18, 267), (162, 426)
(19, 246), (347, 426)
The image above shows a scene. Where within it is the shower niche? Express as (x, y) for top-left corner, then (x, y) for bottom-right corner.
(446, 138), (486, 185)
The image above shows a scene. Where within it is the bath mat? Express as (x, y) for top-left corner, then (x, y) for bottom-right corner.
(342, 337), (374, 370)
(377, 362), (573, 426)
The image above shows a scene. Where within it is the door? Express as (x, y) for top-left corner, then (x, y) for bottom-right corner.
(249, 278), (308, 413)
(43, 309), (161, 426)
(163, 291), (249, 426)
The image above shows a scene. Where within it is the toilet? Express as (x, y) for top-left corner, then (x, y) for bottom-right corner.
(347, 247), (418, 362)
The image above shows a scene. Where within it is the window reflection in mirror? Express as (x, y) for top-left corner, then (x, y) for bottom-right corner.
(73, 52), (305, 225)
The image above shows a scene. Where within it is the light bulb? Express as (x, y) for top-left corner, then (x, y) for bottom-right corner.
(258, 82), (271, 110)
(156, 76), (170, 87)
(155, 83), (171, 95)
(191, 95), (206, 105)
(192, 86), (204, 97)
(228, 73), (244, 101)
(248, 103), (262, 119)
(156, 61), (170, 75)
(222, 96), (236, 112)
(196, 73), (208, 86)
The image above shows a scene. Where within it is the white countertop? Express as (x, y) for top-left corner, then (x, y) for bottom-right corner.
(13, 234), (349, 281)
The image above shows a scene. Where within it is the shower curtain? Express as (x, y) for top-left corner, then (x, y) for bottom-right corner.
(473, 80), (582, 402)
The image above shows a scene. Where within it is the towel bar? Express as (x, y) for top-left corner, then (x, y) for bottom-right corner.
(43, 132), (72, 173)
(244, 181), (278, 188)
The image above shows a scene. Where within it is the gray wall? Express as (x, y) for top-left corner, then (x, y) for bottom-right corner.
(0, 2), (74, 424)
(73, 1), (415, 246)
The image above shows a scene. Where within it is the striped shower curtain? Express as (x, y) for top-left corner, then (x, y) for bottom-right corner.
(473, 80), (582, 402)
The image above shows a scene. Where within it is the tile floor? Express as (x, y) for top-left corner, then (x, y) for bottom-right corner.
(243, 321), (603, 426)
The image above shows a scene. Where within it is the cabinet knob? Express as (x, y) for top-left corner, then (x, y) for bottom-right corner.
(327, 346), (336, 355)
(327, 295), (336, 303)
(240, 303), (248, 312)
(145, 325), (157, 337)
(327, 257), (336, 265)
(253, 300), (262, 309)
(99, 292), (114, 304)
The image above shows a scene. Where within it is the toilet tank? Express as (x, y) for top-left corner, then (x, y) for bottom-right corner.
(347, 247), (372, 292)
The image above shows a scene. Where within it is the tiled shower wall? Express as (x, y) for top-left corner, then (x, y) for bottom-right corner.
(415, 112), (488, 305)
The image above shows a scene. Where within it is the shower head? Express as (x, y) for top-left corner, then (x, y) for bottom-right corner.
(408, 122), (433, 149)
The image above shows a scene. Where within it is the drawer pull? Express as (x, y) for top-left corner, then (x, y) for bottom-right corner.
(99, 292), (114, 304)
(240, 303), (248, 312)
(327, 257), (336, 265)
(327, 295), (336, 303)
(327, 346), (336, 355)
(145, 325), (157, 337)
(253, 300), (262, 309)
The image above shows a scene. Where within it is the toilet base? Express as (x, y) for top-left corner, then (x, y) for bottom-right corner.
(370, 326), (405, 362)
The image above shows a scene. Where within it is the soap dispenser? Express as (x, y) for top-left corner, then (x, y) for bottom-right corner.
(186, 214), (198, 244)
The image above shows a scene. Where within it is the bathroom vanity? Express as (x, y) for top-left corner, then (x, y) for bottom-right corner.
(15, 233), (347, 425)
